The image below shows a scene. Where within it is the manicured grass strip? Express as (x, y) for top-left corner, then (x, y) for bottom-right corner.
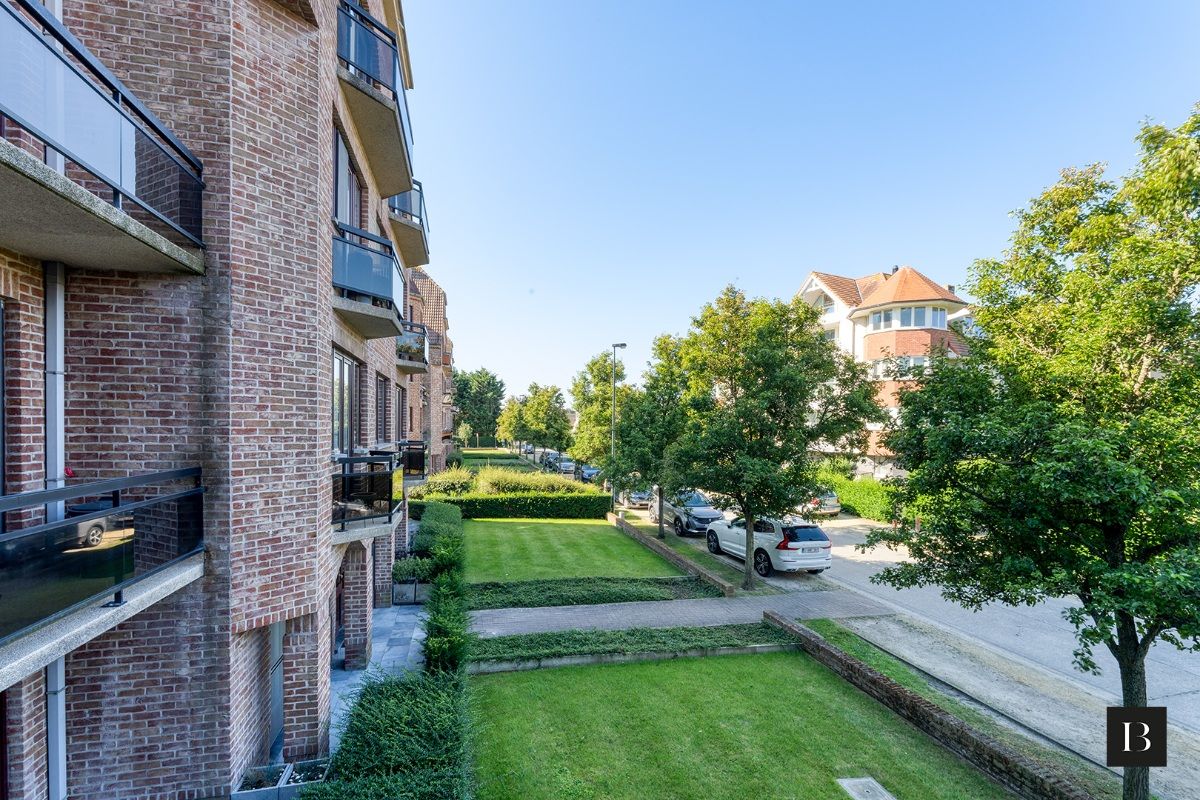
(471, 623), (797, 662)
(464, 519), (683, 583)
(472, 652), (1010, 800)
(803, 619), (1124, 800)
(468, 576), (721, 610)
(623, 514), (781, 594)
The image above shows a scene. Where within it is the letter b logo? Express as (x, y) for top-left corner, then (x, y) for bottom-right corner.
(1107, 707), (1167, 767)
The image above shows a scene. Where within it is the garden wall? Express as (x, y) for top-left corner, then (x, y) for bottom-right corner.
(607, 513), (735, 597)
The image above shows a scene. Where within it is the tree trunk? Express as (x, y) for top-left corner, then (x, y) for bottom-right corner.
(1114, 614), (1151, 800)
(742, 511), (756, 591)
(657, 493), (665, 539)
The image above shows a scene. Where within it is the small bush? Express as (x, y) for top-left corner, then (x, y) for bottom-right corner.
(393, 556), (434, 583)
(420, 502), (463, 527)
(818, 468), (896, 522)
(423, 572), (470, 672)
(473, 466), (591, 495)
(418, 492), (611, 519)
(468, 576), (722, 610)
(420, 468), (476, 497)
(409, 530), (435, 556)
(429, 531), (465, 579)
(446, 448), (464, 468)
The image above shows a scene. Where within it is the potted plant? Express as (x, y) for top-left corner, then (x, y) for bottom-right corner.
(278, 758), (330, 799)
(233, 764), (290, 799)
(392, 555), (433, 604)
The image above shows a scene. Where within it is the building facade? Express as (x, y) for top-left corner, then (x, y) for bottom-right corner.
(0, 0), (446, 797)
(411, 268), (455, 473)
(798, 266), (968, 476)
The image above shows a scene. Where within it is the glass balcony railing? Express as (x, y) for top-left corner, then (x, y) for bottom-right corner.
(396, 320), (428, 364)
(332, 453), (400, 531)
(336, 0), (412, 167)
(0, 0), (204, 246)
(332, 222), (404, 323)
(388, 180), (426, 232)
(0, 468), (205, 645)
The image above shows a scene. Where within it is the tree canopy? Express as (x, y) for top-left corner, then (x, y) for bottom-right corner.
(568, 350), (633, 469)
(865, 107), (1200, 800)
(452, 368), (506, 443)
(521, 383), (573, 453)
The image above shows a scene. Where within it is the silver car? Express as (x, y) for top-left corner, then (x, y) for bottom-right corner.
(650, 488), (723, 536)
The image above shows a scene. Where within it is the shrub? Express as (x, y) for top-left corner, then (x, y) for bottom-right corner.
(468, 576), (722, 610)
(472, 466), (591, 495)
(420, 502), (463, 527)
(409, 529), (435, 556)
(817, 468), (896, 522)
(422, 572), (470, 672)
(418, 492), (611, 519)
(393, 556), (434, 583)
(429, 531), (465, 579)
(307, 670), (470, 799)
(421, 468), (476, 497)
(446, 448), (464, 468)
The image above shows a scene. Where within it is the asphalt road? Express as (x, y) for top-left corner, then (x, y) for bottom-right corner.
(816, 516), (1200, 735)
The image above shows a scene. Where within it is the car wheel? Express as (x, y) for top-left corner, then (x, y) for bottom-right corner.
(707, 531), (722, 554)
(753, 549), (773, 577)
(84, 525), (104, 547)
(674, 518), (685, 537)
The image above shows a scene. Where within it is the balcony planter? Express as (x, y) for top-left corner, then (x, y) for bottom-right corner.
(233, 764), (290, 799)
(278, 758), (330, 800)
(393, 578), (431, 605)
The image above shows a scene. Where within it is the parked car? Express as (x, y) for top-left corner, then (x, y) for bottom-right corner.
(539, 450), (559, 466)
(555, 457), (575, 475)
(619, 488), (653, 508)
(579, 465), (601, 483)
(521, 443), (534, 454)
(799, 489), (841, 517)
(705, 516), (832, 577)
(0, 514), (111, 565)
(649, 488), (724, 536)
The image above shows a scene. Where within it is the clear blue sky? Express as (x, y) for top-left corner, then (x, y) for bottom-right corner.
(404, 0), (1200, 404)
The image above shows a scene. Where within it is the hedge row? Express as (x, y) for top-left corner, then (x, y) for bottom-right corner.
(818, 468), (896, 522)
(299, 671), (470, 799)
(412, 466), (596, 499)
(410, 492), (610, 520)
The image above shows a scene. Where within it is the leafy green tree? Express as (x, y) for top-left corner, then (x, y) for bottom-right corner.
(671, 286), (880, 588)
(495, 397), (531, 453)
(452, 368), (506, 445)
(523, 383), (572, 453)
(866, 109), (1200, 800)
(613, 335), (688, 537)
(568, 351), (633, 469)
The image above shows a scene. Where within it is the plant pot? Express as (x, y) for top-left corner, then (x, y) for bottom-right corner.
(278, 758), (329, 799)
(392, 579), (431, 605)
(233, 763), (291, 799)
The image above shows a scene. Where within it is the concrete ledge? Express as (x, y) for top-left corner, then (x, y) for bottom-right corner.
(0, 140), (204, 274)
(331, 518), (401, 547)
(332, 295), (403, 340)
(337, 65), (413, 197)
(468, 642), (798, 674)
(762, 612), (1096, 800)
(0, 552), (205, 692)
(608, 512), (736, 597)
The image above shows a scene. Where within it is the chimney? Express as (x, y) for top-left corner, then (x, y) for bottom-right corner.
(891, 265), (899, 275)
(946, 284), (955, 294)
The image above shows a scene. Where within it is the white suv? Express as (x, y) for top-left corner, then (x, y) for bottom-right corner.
(705, 516), (832, 577)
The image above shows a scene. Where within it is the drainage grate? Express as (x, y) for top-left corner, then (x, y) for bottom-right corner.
(836, 778), (898, 800)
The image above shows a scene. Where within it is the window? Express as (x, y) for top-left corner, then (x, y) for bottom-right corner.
(822, 329), (836, 342)
(882, 309), (892, 328)
(334, 133), (362, 228)
(375, 374), (389, 443)
(914, 306), (926, 327)
(753, 519), (774, 534)
(820, 295), (834, 314)
(932, 307), (947, 328)
(870, 311), (882, 330)
(332, 350), (360, 454)
(900, 306), (912, 327)
(397, 386), (407, 440)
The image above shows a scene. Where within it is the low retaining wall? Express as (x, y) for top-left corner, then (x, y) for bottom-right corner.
(762, 612), (1095, 800)
(468, 643), (797, 674)
(607, 512), (736, 597)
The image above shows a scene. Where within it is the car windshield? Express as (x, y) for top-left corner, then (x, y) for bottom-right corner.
(782, 525), (827, 542)
(680, 492), (710, 507)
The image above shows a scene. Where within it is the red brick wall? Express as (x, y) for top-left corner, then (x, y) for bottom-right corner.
(863, 328), (955, 360)
(3, 672), (47, 800)
(0, 251), (46, 527)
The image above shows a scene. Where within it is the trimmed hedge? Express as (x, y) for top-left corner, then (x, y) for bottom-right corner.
(411, 492), (610, 520)
(301, 670), (470, 799)
(468, 576), (722, 610)
(393, 556), (433, 583)
(818, 469), (895, 522)
(424, 571), (470, 672)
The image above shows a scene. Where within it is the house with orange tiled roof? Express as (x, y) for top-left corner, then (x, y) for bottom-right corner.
(798, 265), (970, 476)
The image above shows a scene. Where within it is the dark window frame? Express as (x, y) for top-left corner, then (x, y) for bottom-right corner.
(375, 373), (389, 444)
(332, 349), (360, 455)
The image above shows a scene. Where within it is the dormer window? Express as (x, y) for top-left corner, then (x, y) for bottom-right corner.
(821, 295), (834, 314)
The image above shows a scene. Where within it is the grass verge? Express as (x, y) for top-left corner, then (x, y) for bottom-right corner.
(467, 576), (721, 610)
(804, 619), (1124, 800)
(621, 512), (781, 594)
(471, 623), (797, 662)
(472, 652), (1010, 800)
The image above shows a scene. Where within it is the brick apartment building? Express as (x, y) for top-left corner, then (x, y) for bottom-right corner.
(0, 0), (451, 797)
(410, 268), (455, 471)
(798, 265), (968, 477)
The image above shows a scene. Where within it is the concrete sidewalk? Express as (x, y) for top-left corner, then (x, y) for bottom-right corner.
(470, 590), (890, 638)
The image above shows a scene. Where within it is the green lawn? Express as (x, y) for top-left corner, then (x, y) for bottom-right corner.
(473, 653), (1011, 800)
(461, 448), (536, 472)
(464, 518), (683, 583)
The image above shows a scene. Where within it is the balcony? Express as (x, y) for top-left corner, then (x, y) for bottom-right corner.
(0, 468), (204, 647)
(400, 439), (427, 483)
(332, 222), (405, 339)
(396, 320), (428, 374)
(332, 453), (400, 535)
(336, 0), (413, 196)
(387, 180), (428, 267)
(0, 0), (203, 274)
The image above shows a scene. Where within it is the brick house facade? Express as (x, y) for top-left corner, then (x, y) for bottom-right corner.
(0, 0), (443, 796)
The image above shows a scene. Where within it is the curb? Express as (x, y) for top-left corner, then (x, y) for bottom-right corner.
(607, 513), (736, 597)
(468, 642), (798, 674)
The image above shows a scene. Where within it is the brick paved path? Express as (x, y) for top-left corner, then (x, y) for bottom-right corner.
(470, 590), (890, 638)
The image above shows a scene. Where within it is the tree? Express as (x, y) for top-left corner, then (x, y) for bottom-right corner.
(670, 286), (880, 588)
(865, 108), (1200, 800)
(495, 397), (530, 453)
(569, 351), (633, 469)
(453, 368), (506, 445)
(523, 383), (572, 453)
(614, 335), (688, 538)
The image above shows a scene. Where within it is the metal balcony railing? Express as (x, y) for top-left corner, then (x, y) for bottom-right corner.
(336, 0), (412, 165)
(0, 0), (204, 246)
(396, 320), (427, 363)
(332, 222), (405, 322)
(332, 453), (400, 531)
(399, 439), (427, 479)
(0, 468), (205, 645)
(388, 180), (427, 232)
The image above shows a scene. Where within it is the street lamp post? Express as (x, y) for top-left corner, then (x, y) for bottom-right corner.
(610, 342), (626, 509)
